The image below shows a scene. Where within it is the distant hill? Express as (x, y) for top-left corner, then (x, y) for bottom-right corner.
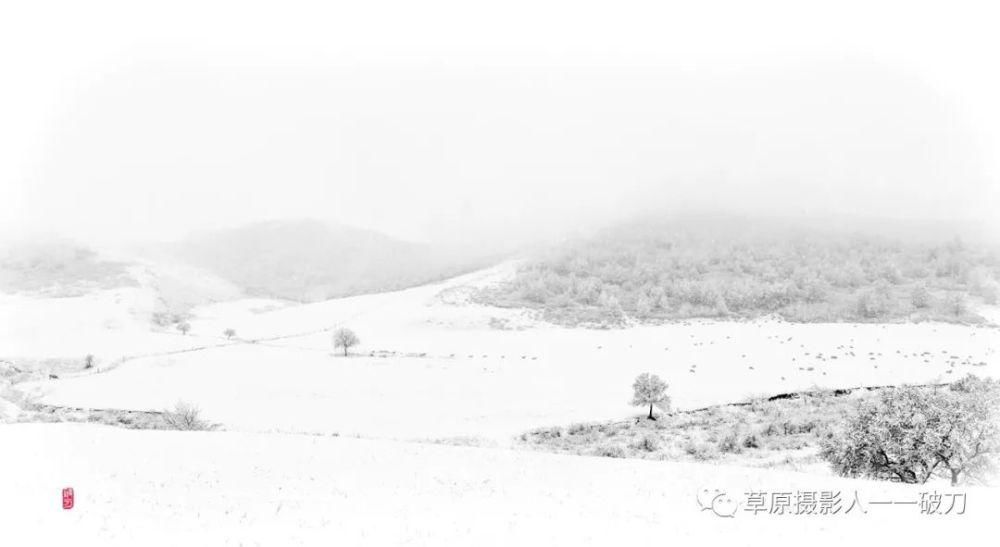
(171, 220), (495, 302)
(0, 239), (136, 296)
(476, 215), (1000, 326)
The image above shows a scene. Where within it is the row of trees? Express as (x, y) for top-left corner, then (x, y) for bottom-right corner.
(163, 323), (361, 358)
(479, 223), (1000, 325)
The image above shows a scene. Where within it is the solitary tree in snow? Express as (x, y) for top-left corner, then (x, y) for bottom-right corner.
(632, 372), (670, 420)
(176, 321), (191, 335)
(223, 328), (236, 340)
(333, 327), (360, 357)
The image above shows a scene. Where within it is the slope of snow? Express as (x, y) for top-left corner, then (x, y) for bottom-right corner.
(0, 287), (190, 360)
(0, 258), (242, 363)
(1, 423), (993, 546)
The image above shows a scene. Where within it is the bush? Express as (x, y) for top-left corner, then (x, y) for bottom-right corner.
(684, 440), (718, 460)
(821, 376), (1000, 485)
(595, 444), (627, 458)
(781, 420), (817, 435)
(633, 434), (661, 452)
(718, 432), (743, 454)
(530, 426), (563, 440)
(163, 401), (213, 431)
(762, 422), (782, 437)
(945, 293), (968, 316)
(855, 284), (893, 319)
(979, 282), (1000, 305)
(911, 284), (931, 309)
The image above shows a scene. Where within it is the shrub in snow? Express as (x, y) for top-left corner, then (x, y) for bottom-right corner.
(910, 284), (931, 309)
(683, 440), (717, 461)
(945, 293), (968, 317)
(532, 426), (563, 440)
(595, 444), (626, 458)
(855, 283), (893, 319)
(163, 401), (212, 431)
(980, 282), (999, 305)
(633, 434), (660, 452)
(717, 432), (742, 454)
(821, 375), (999, 485)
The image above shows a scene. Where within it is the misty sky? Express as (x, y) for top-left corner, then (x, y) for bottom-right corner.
(2, 1), (999, 247)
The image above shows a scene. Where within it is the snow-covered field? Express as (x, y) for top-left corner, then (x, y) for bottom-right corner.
(3, 263), (1000, 544)
(1, 423), (995, 546)
(8, 262), (999, 441)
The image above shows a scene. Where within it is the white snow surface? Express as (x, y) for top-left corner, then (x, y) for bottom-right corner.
(8, 262), (1000, 441)
(1, 423), (995, 546)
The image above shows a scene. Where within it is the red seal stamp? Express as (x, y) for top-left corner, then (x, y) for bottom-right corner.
(62, 488), (74, 510)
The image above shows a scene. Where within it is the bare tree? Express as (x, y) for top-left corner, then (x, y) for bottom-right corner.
(176, 321), (191, 335)
(162, 401), (212, 431)
(223, 328), (236, 340)
(631, 372), (670, 420)
(333, 327), (360, 357)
